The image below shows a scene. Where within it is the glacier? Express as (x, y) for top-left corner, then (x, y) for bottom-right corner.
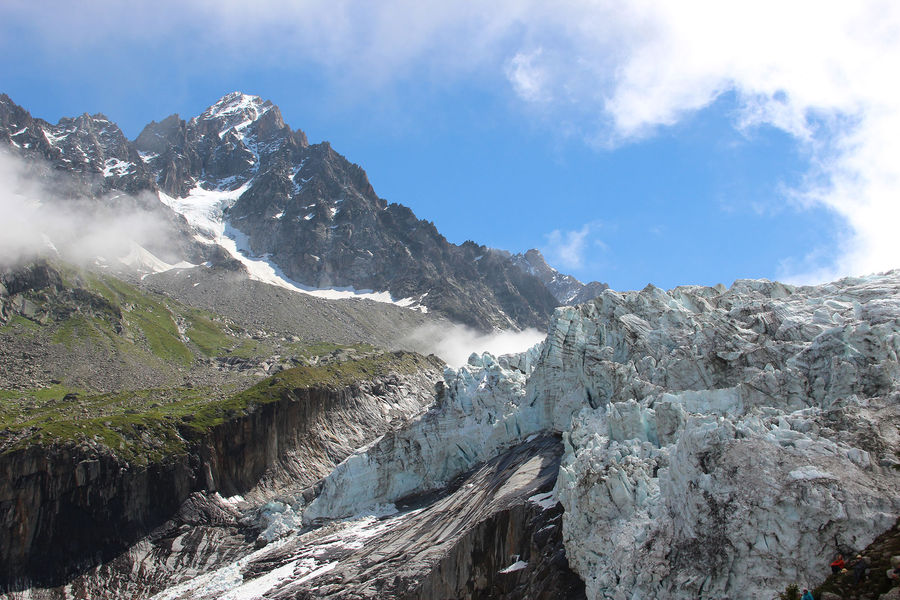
(302, 271), (900, 599)
(157, 184), (427, 308)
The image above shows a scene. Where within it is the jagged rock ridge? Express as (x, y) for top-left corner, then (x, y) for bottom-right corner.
(507, 248), (608, 305)
(0, 92), (563, 330)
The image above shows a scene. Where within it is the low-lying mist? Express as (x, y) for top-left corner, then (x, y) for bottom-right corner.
(0, 151), (174, 268)
(400, 322), (546, 368)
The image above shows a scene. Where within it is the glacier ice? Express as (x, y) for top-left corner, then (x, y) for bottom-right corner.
(303, 271), (900, 599)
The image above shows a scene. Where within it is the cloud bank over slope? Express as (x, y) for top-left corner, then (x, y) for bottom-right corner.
(0, 152), (173, 267)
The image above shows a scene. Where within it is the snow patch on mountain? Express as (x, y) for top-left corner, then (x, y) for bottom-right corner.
(158, 185), (426, 308)
(102, 157), (134, 178)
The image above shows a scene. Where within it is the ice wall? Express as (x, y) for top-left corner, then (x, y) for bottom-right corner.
(303, 272), (900, 599)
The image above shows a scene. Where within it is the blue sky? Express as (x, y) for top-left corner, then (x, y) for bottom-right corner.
(2, 1), (897, 291)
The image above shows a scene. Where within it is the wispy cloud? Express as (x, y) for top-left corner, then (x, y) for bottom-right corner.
(6, 0), (899, 280)
(0, 152), (174, 267)
(542, 224), (598, 271)
(400, 322), (546, 368)
(505, 49), (550, 103)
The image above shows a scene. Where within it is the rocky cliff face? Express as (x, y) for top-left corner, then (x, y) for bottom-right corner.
(0, 92), (561, 330)
(0, 354), (442, 591)
(508, 248), (608, 305)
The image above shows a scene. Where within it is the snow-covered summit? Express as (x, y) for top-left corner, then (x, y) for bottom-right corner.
(194, 91), (277, 140)
(202, 91), (268, 117)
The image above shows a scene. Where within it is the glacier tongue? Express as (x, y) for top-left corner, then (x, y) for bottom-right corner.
(302, 271), (900, 599)
(302, 348), (543, 523)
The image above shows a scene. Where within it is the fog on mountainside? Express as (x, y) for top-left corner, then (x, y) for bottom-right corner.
(400, 322), (546, 368)
(0, 151), (177, 268)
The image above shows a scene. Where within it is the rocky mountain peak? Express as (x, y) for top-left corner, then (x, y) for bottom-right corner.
(190, 92), (300, 150)
(133, 113), (185, 155)
(508, 248), (609, 305)
(194, 91), (275, 136)
(1, 92), (560, 330)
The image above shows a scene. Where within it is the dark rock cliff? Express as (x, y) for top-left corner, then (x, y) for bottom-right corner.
(0, 443), (196, 589)
(0, 357), (442, 591)
(408, 499), (586, 600)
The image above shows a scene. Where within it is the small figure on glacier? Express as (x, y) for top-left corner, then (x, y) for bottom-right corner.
(801, 588), (814, 600)
(852, 554), (869, 584)
(830, 554), (846, 574)
(888, 555), (900, 581)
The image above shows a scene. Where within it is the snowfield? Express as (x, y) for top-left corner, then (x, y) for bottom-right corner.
(157, 185), (426, 309)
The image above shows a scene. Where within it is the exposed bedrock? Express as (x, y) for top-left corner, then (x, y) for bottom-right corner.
(2, 436), (583, 600)
(172, 434), (582, 600)
(285, 435), (578, 599)
(0, 445), (195, 591)
(0, 356), (442, 591)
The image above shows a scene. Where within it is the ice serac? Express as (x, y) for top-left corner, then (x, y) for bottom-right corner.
(545, 274), (900, 600)
(302, 347), (545, 522)
(303, 271), (900, 599)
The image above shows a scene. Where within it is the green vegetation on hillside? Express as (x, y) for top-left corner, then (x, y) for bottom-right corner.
(1, 261), (440, 465)
(0, 351), (435, 465)
(2, 263), (257, 367)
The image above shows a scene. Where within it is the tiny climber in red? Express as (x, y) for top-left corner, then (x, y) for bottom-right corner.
(830, 554), (846, 574)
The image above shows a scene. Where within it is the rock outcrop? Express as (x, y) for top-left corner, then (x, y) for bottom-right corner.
(0, 92), (563, 331)
(508, 248), (609, 305)
(0, 353), (443, 591)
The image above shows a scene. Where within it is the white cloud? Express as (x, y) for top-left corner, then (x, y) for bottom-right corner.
(6, 0), (900, 281)
(542, 224), (595, 270)
(0, 152), (173, 267)
(506, 49), (550, 103)
(582, 1), (900, 282)
(400, 322), (545, 368)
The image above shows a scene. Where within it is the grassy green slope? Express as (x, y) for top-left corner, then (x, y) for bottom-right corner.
(0, 351), (435, 464)
(1, 262), (437, 464)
